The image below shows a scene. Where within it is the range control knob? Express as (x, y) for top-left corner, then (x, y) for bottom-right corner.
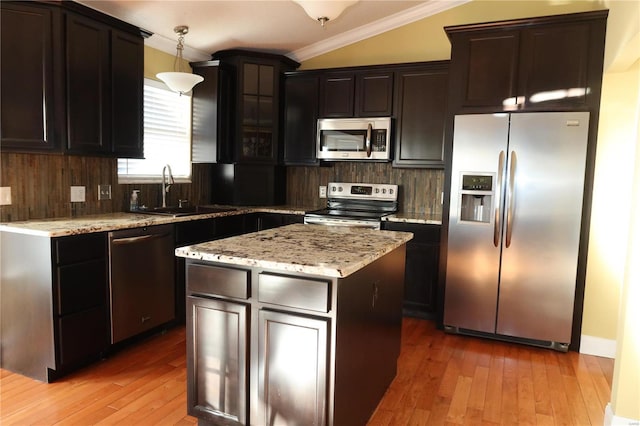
(389, 188), (394, 195)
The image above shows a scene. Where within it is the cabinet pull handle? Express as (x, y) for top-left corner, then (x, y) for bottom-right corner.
(111, 232), (172, 245)
(366, 123), (372, 157)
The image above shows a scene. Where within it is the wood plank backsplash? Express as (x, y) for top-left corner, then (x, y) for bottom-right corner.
(1, 152), (443, 222)
(0, 153), (212, 222)
(286, 163), (444, 215)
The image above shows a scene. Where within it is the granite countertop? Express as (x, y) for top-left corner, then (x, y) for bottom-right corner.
(0, 205), (313, 237)
(175, 223), (413, 278)
(383, 212), (442, 225)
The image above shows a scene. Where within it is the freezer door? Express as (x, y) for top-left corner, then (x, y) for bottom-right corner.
(496, 112), (589, 343)
(444, 114), (509, 333)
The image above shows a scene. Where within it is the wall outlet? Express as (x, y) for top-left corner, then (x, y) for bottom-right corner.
(0, 187), (11, 205)
(319, 186), (327, 198)
(98, 184), (112, 200)
(70, 186), (86, 202)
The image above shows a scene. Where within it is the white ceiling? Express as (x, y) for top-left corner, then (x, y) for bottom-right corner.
(75, 0), (468, 63)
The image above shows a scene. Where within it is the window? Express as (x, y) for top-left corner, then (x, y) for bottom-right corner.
(117, 78), (192, 183)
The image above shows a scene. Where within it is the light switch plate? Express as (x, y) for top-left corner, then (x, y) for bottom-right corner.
(98, 184), (112, 200)
(70, 186), (86, 202)
(0, 187), (11, 205)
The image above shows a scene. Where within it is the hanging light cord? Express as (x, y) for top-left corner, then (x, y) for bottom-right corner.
(173, 26), (188, 73)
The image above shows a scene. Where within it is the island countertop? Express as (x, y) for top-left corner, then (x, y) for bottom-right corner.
(175, 223), (413, 278)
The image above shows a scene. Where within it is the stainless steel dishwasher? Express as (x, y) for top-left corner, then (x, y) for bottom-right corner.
(108, 224), (175, 343)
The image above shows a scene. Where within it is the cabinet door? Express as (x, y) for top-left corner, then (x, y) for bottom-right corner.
(519, 23), (591, 109)
(111, 29), (143, 158)
(240, 62), (276, 162)
(320, 72), (354, 117)
(0, 2), (61, 152)
(448, 29), (520, 111)
(383, 222), (440, 318)
(393, 65), (448, 168)
(355, 71), (393, 117)
(258, 310), (328, 426)
(65, 12), (110, 154)
(283, 73), (319, 165)
(191, 62), (234, 163)
(187, 296), (249, 424)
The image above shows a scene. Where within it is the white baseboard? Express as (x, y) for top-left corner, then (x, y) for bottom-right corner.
(580, 334), (617, 358)
(605, 403), (640, 425)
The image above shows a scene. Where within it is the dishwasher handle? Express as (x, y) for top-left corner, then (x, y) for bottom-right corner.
(110, 232), (172, 245)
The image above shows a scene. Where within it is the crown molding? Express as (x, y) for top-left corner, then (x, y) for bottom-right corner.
(289, 0), (470, 63)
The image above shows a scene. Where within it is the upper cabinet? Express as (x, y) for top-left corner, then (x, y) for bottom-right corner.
(0, 1), (149, 157)
(190, 60), (234, 163)
(445, 10), (608, 113)
(205, 50), (300, 165)
(319, 70), (393, 118)
(283, 72), (320, 166)
(283, 62), (448, 168)
(393, 62), (449, 168)
(0, 2), (63, 152)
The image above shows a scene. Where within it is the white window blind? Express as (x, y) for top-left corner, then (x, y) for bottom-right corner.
(117, 78), (192, 183)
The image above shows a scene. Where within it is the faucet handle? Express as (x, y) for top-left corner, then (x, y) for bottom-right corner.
(178, 199), (189, 208)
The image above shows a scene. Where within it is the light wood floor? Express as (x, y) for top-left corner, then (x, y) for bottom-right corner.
(0, 318), (614, 425)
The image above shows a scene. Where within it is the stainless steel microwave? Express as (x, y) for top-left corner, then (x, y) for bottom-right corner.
(317, 117), (392, 161)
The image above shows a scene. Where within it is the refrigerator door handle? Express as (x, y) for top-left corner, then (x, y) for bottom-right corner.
(494, 150), (506, 247)
(506, 150), (517, 248)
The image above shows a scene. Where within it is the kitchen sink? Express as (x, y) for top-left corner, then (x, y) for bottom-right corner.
(134, 205), (238, 217)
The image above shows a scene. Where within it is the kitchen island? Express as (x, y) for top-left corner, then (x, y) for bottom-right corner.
(176, 223), (413, 426)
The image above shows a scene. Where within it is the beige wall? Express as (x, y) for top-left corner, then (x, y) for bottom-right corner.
(143, 45), (191, 81)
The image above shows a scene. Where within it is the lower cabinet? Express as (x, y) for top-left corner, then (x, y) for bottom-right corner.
(258, 310), (328, 426)
(383, 222), (441, 318)
(186, 296), (249, 424)
(0, 231), (110, 382)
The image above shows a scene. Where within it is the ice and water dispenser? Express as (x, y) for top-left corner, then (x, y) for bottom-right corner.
(459, 174), (494, 223)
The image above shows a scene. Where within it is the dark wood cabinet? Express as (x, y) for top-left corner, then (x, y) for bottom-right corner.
(0, 2), (63, 152)
(319, 70), (393, 118)
(258, 309), (328, 425)
(445, 10), (608, 113)
(190, 60), (234, 163)
(0, 1), (147, 157)
(257, 212), (304, 230)
(110, 29), (144, 158)
(54, 233), (109, 370)
(393, 62), (449, 168)
(187, 295), (249, 424)
(0, 231), (109, 382)
(283, 72), (320, 165)
(210, 49), (300, 165)
(65, 12), (110, 154)
(382, 222), (440, 318)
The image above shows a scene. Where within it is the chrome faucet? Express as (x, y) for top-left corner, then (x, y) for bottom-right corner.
(162, 164), (174, 208)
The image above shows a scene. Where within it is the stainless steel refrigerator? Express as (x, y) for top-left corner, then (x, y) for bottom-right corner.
(444, 112), (590, 351)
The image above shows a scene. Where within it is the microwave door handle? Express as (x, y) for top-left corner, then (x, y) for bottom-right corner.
(366, 123), (372, 157)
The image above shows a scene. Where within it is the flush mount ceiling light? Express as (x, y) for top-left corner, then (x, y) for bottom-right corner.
(156, 25), (204, 95)
(293, 0), (358, 27)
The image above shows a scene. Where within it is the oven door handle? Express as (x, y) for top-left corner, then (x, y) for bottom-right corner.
(366, 123), (372, 157)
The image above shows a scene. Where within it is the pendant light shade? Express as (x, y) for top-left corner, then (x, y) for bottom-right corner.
(156, 25), (203, 95)
(156, 72), (203, 94)
(293, 0), (358, 27)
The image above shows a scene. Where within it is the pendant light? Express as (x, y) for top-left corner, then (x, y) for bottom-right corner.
(156, 25), (204, 95)
(293, 0), (358, 27)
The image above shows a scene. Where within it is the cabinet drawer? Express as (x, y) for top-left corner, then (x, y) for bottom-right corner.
(55, 233), (105, 265)
(56, 259), (107, 315)
(258, 273), (330, 312)
(187, 263), (250, 299)
(57, 306), (109, 368)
